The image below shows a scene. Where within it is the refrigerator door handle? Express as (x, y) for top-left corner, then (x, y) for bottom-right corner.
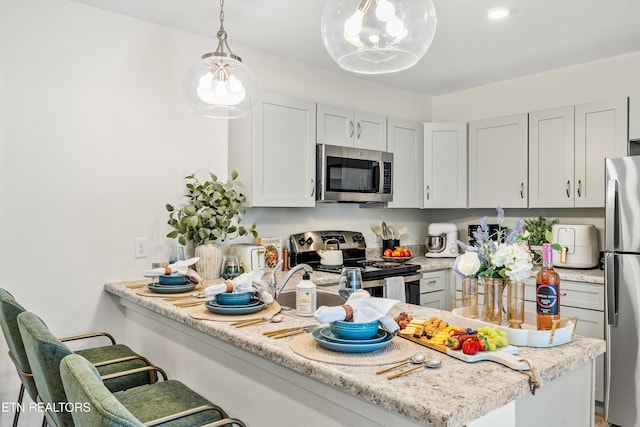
(606, 253), (618, 326)
(606, 179), (618, 250)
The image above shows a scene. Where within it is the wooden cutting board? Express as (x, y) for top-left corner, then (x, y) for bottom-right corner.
(401, 335), (530, 371)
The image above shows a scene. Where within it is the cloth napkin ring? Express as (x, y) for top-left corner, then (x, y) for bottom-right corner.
(164, 267), (172, 275)
(225, 281), (234, 293)
(341, 304), (354, 322)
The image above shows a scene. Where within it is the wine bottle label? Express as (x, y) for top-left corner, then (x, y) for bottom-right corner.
(536, 284), (559, 315)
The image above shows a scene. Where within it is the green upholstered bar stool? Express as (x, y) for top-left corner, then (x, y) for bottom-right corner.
(16, 311), (158, 427)
(60, 353), (246, 427)
(0, 288), (155, 426)
(0, 288), (41, 427)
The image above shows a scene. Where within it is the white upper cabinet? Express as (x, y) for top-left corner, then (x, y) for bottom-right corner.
(468, 114), (528, 208)
(574, 98), (628, 207)
(423, 123), (468, 209)
(316, 103), (387, 151)
(228, 92), (316, 207)
(528, 106), (575, 208)
(387, 118), (423, 208)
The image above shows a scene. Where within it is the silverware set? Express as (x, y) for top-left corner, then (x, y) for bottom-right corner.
(263, 325), (316, 339)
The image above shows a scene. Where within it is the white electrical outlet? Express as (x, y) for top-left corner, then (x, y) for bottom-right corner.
(134, 238), (148, 258)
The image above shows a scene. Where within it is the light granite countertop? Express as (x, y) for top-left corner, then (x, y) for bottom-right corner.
(104, 279), (605, 427)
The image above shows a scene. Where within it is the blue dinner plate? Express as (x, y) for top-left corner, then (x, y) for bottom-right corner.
(204, 300), (265, 315)
(147, 282), (196, 294)
(205, 299), (262, 309)
(319, 327), (388, 345)
(311, 328), (394, 353)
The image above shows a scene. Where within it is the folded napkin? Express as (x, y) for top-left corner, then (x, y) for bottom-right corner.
(144, 257), (200, 277)
(314, 290), (400, 333)
(204, 270), (274, 304)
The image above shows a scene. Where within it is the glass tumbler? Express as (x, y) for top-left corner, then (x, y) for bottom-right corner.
(338, 267), (363, 300)
(169, 245), (185, 264)
(483, 278), (504, 325)
(507, 281), (525, 328)
(220, 255), (241, 280)
(461, 277), (479, 319)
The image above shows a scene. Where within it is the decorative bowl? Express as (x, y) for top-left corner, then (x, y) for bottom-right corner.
(215, 291), (254, 306)
(330, 320), (379, 340)
(158, 274), (190, 285)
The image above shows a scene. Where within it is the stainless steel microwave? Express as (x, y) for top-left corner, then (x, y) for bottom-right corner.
(316, 144), (393, 203)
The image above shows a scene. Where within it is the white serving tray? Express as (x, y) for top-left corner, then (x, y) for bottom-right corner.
(451, 308), (577, 348)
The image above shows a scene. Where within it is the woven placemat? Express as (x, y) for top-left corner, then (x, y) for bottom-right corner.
(289, 334), (416, 366)
(187, 301), (282, 322)
(135, 283), (205, 298)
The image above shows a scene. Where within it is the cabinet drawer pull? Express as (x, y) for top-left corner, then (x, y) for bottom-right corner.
(356, 122), (361, 139)
(310, 179), (315, 197)
(566, 180), (570, 198)
(349, 121), (354, 138)
(577, 179), (582, 197)
(520, 182), (524, 198)
(426, 185), (430, 200)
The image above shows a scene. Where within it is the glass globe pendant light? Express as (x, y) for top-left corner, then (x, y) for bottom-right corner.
(183, 0), (257, 118)
(321, 0), (437, 74)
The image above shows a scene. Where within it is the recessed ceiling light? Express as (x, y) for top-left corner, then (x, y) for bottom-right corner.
(488, 8), (511, 20)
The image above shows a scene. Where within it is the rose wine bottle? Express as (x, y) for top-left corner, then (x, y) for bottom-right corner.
(536, 243), (561, 330)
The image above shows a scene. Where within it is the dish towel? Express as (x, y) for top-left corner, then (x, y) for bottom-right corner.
(314, 290), (399, 333)
(384, 276), (406, 303)
(203, 270), (274, 304)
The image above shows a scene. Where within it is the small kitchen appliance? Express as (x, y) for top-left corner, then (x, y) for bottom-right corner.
(467, 223), (500, 246)
(228, 244), (266, 272)
(551, 224), (598, 269)
(288, 230), (421, 303)
(316, 144), (393, 203)
(426, 223), (459, 258)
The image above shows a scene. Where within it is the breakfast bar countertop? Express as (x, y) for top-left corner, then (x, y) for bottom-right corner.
(104, 279), (605, 427)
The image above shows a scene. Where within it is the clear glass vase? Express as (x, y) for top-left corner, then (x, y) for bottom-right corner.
(507, 280), (526, 328)
(461, 278), (479, 319)
(483, 278), (504, 325)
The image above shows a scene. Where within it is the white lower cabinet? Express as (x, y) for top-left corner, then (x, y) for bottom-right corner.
(454, 275), (605, 402)
(523, 278), (605, 402)
(420, 270), (450, 310)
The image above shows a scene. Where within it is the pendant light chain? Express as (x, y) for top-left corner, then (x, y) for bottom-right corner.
(218, 0), (225, 33)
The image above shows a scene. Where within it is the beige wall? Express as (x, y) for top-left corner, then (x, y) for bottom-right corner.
(432, 50), (640, 122)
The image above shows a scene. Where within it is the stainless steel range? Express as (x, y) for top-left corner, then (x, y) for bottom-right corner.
(288, 230), (422, 303)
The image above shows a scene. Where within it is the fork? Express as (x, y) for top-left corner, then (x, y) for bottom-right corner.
(163, 292), (205, 302)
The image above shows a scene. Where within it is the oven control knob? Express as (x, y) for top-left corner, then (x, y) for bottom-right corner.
(306, 237), (314, 246)
(352, 234), (364, 243)
(298, 237), (307, 246)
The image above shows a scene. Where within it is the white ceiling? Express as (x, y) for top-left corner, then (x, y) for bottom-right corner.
(70, 0), (640, 96)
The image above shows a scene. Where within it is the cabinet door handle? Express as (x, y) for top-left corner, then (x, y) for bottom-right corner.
(349, 121), (354, 138)
(566, 180), (570, 198)
(577, 179), (582, 197)
(356, 122), (361, 139)
(426, 185), (430, 200)
(520, 183), (524, 198)
(310, 179), (315, 197)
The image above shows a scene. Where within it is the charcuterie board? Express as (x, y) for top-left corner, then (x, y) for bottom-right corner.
(400, 335), (530, 371)
(452, 308), (577, 348)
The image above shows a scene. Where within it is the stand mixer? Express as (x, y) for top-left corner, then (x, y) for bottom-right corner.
(425, 223), (460, 258)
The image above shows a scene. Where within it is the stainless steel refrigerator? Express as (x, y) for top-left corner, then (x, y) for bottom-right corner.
(605, 155), (640, 427)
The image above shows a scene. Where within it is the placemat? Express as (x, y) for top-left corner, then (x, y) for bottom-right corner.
(289, 334), (416, 366)
(187, 301), (282, 322)
(135, 283), (204, 298)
